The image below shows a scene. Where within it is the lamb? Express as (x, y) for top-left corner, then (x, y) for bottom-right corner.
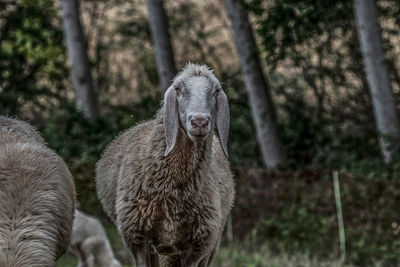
(95, 63), (235, 267)
(0, 116), (75, 267)
(68, 209), (122, 267)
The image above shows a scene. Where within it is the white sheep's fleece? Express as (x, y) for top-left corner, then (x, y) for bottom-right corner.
(68, 209), (122, 267)
(0, 116), (75, 267)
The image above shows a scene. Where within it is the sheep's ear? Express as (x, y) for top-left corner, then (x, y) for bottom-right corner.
(216, 90), (230, 157)
(164, 86), (179, 156)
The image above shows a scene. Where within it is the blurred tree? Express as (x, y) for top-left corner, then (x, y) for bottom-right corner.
(145, 0), (177, 94)
(354, 0), (400, 164)
(223, 0), (284, 169)
(59, 0), (99, 120)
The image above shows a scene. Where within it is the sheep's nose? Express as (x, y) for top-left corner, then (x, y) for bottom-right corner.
(189, 115), (210, 129)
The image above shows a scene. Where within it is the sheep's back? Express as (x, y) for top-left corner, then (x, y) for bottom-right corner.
(0, 116), (45, 144)
(0, 141), (75, 267)
(96, 120), (155, 222)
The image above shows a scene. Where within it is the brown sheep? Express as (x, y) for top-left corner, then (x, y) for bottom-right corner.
(95, 63), (235, 267)
(0, 116), (75, 267)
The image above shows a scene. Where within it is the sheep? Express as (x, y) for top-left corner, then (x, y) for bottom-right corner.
(0, 116), (75, 267)
(95, 63), (235, 267)
(68, 209), (122, 267)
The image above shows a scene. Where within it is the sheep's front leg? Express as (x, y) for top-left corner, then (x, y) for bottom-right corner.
(183, 226), (219, 266)
(81, 237), (100, 267)
(202, 232), (223, 266)
(85, 254), (95, 267)
(181, 254), (205, 267)
(131, 244), (147, 267)
(76, 260), (85, 267)
(131, 243), (160, 267)
(179, 247), (207, 267)
(150, 251), (160, 267)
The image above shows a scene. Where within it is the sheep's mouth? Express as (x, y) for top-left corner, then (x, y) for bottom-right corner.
(188, 131), (209, 142)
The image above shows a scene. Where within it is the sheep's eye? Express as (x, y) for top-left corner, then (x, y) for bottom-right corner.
(175, 87), (181, 95)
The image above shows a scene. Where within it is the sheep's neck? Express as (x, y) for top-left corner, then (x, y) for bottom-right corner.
(164, 127), (212, 182)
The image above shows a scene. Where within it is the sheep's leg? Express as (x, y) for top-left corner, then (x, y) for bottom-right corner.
(199, 246), (217, 267)
(180, 249), (204, 267)
(204, 234), (222, 266)
(70, 246), (86, 267)
(131, 242), (159, 267)
(85, 254), (95, 267)
(76, 260), (85, 267)
(150, 250), (160, 267)
(184, 233), (222, 266)
(159, 255), (181, 266)
(132, 245), (147, 267)
(183, 256), (203, 267)
(204, 248), (217, 267)
(81, 237), (100, 267)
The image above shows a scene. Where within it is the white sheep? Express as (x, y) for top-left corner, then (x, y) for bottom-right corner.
(96, 63), (235, 267)
(68, 209), (122, 267)
(0, 116), (75, 267)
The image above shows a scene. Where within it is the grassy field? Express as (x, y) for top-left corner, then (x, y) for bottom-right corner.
(56, 244), (352, 267)
(56, 170), (399, 267)
(54, 169), (400, 267)
(56, 225), (352, 267)
(214, 244), (351, 267)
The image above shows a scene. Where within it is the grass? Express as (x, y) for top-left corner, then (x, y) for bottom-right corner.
(56, 255), (77, 267)
(56, 225), (354, 267)
(57, 243), (352, 267)
(214, 243), (352, 267)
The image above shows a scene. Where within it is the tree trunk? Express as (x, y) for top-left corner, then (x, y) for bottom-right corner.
(223, 0), (284, 169)
(354, 0), (400, 164)
(59, 0), (99, 120)
(145, 0), (177, 94)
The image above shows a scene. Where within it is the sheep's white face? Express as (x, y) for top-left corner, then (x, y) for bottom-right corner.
(163, 65), (230, 157)
(175, 76), (218, 143)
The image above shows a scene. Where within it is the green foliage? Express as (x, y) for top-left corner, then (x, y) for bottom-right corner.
(272, 73), (381, 170)
(56, 255), (77, 267)
(243, 0), (400, 174)
(244, 172), (400, 265)
(43, 98), (159, 158)
(250, 0), (353, 65)
(271, 68), (400, 177)
(0, 0), (67, 115)
(260, 207), (334, 257)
